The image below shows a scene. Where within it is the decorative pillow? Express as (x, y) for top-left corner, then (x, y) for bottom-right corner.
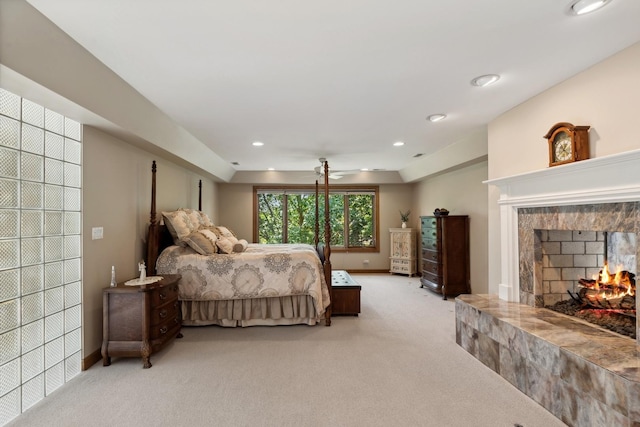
(199, 211), (215, 227)
(214, 226), (237, 239)
(179, 208), (205, 229)
(199, 228), (218, 248)
(179, 208), (214, 229)
(183, 232), (216, 255)
(233, 239), (249, 253)
(162, 210), (192, 246)
(216, 236), (234, 254)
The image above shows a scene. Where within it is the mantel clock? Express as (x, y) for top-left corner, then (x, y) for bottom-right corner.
(544, 122), (590, 167)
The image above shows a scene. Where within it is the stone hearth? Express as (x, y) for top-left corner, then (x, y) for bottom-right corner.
(456, 294), (640, 426)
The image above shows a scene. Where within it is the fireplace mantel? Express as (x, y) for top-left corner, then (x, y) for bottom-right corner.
(485, 149), (640, 302)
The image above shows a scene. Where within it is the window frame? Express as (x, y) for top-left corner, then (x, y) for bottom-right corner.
(253, 184), (380, 253)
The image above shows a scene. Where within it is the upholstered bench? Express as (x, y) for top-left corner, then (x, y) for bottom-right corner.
(331, 270), (361, 316)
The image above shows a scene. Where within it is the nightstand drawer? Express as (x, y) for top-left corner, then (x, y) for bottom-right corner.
(150, 317), (181, 340)
(150, 283), (179, 306)
(150, 299), (180, 326)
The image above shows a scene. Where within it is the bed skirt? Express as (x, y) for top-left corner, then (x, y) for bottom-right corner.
(180, 295), (322, 327)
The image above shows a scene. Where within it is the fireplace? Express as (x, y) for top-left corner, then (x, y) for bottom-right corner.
(487, 149), (640, 344)
(538, 228), (637, 338)
(455, 149), (640, 426)
(517, 204), (638, 338)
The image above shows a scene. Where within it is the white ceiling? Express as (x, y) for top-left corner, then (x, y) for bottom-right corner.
(25, 0), (640, 174)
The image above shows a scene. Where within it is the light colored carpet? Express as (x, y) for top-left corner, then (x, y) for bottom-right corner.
(8, 274), (566, 427)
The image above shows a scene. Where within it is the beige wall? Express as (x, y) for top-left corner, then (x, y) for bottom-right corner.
(217, 184), (254, 240)
(489, 42), (640, 180)
(413, 161), (489, 294)
(82, 126), (217, 360)
(375, 184), (415, 272)
(487, 41), (640, 293)
(217, 183), (414, 271)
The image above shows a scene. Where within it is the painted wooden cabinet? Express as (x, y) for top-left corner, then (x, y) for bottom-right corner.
(389, 228), (417, 276)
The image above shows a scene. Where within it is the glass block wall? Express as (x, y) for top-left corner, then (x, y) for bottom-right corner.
(0, 88), (82, 425)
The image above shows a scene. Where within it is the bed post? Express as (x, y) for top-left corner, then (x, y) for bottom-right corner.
(314, 180), (319, 249)
(146, 161), (159, 276)
(323, 160), (332, 326)
(198, 179), (202, 211)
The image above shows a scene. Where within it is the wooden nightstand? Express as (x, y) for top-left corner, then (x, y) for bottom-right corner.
(101, 274), (182, 368)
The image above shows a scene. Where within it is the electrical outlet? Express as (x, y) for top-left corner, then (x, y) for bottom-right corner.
(363, 259), (369, 265)
(92, 227), (103, 240)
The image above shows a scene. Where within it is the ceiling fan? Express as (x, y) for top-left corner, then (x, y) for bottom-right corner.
(314, 158), (360, 180)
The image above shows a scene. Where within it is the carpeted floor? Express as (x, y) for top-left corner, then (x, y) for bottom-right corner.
(7, 274), (566, 427)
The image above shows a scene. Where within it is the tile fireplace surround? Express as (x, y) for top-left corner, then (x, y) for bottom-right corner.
(456, 149), (640, 426)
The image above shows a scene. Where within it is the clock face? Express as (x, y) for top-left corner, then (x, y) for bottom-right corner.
(553, 131), (572, 162)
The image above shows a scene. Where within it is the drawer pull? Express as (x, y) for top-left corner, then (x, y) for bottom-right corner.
(159, 292), (166, 300)
(160, 326), (168, 334)
(159, 309), (167, 319)
(174, 301), (179, 308)
(174, 318), (179, 325)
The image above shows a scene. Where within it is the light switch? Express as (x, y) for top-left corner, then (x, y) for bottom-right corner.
(92, 227), (104, 240)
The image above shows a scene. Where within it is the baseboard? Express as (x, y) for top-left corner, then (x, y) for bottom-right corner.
(345, 269), (389, 274)
(82, 348), (102, 371)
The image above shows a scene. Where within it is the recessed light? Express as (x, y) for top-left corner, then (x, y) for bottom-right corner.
(427, 114), (446, 122)
(393, 141), (405, 147)
(570, 0), (611, 15)
(471, 74), (500, 87)
(267, 167), (275, 171)
(360, 168), (369, 171)
(252, 141), (264, 146)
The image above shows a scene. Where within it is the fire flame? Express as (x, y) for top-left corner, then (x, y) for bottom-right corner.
(589, 262), (635, 299)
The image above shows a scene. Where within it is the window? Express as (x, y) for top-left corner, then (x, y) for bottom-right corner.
(254, 185), (379, 251)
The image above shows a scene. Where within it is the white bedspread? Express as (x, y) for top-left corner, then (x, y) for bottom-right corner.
(156, 243), (330, 316)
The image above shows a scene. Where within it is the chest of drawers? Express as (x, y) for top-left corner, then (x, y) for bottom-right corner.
(101, 274), (182, 368)
(420, 216), (470, 299)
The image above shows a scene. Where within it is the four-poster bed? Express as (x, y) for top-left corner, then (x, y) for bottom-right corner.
(145, 161), (333, 327)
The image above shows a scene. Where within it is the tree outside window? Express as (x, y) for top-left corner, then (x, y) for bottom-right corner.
(254, 186), (378, 251)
